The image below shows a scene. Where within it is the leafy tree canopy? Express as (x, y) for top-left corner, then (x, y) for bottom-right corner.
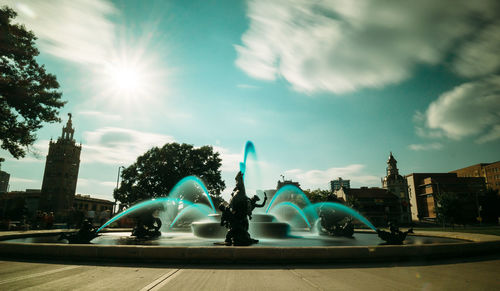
(114, 143), (226, 205)
(0, 7), (65, 158)
(303, 188), (339, 204)
(435, 192), (476, 226)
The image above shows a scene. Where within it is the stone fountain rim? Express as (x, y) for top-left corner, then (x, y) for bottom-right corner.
(0, 229), (499, 264)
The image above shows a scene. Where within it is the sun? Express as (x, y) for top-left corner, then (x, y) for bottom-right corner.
(89, 43), (169, 112)
(110, 65), (141, 92)
(103, 61), (146, 97)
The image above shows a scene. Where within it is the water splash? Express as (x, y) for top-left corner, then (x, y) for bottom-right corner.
(307, 202), (376, 231)
(265, 185), (317, 222)
(169, 204), (213, 228)
(270, 201), (311, 228)
(240, 140), (256, 175)
(97, 197), (173, 232)
(168, 176), (216, 213)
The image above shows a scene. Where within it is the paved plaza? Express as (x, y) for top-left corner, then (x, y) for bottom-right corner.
(0, 255), (498, 290)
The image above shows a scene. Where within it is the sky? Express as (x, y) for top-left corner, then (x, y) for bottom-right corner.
(1, 0), (499, 201)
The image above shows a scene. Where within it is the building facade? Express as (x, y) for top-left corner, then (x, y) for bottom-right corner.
(406, 173), (486, 221)
(450, 161), (500, 193)
(381, 153), (411, 224)
(40, 114), (82, 216)
(330, 177), (350, 192)
(0, 168), (9, 193)
(73, 194), (114, 224)
(336, 187), (402, 226)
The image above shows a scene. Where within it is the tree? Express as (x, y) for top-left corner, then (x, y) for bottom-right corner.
(114, 143), (226, 205)
(0, 7), (65, 159)
(303, 189), (340, 204)
(346, 195), (361, 211)
(435, 192), (476, 227)
(478, 189), (500, 224)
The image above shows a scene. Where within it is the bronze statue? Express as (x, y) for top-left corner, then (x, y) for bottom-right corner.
(132, 211), (162, 239)
(377, 222), (413, 244)
(319, 214), (354, 238)
(59, 218), (99, 244)
(221, 171), (261, 246)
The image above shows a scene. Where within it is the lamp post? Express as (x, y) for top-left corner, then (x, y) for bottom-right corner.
(113, 166), (125, 215)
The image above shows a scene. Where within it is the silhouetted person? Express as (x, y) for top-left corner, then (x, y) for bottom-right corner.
(46, 212), (54, 229)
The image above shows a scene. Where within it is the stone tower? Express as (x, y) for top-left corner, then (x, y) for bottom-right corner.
(40, 114), (81, 216)
(382, 152), (411, 224)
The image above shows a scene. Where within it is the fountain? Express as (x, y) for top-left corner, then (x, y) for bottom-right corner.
(89, 141), (400, 246)
(1, 141), (489, 263)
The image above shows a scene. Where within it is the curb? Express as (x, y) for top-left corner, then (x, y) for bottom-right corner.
(1, 230), (499, 263)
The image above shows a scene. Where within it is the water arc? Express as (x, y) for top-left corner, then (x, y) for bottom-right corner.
(307, 202), (377, 231)
(265, 185), (318, 221)
(168, 176), (216, 213)
(270, 201), (311, 228)
(97, 197), (173, 232)
(169, 204), (213, 228)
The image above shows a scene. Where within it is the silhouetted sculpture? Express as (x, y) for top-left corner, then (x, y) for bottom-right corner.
(248, 192), (267, 220)
(377, 222), (413, 244)
(59, 218), (99, 244)
(220, 171), (260, 246)
(320, 215), (354, 238)
(132, 212), (162, 239)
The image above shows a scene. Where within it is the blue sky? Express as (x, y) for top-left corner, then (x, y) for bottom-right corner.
(1, 0), (499, 201)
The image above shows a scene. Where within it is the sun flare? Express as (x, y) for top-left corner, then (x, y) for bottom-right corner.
(110, 65), (141, 92)
(90, 43), (168, 112)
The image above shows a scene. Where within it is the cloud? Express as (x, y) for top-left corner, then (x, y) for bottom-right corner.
(5, 0), (117, 65)
(284, 164), (379, 189)
(9, 177), (38, 184)
(418, 76), (500, 142)
(77, 111), (122, 122)
(77, 178), (115, 188)
(476, 125), (500, 144)
(453, 22), (500, 78)
(236, 0), (500, 94)
(82, 127), (175, 165)
(213, 146), (242, 173)
(408, 143), (443, 151)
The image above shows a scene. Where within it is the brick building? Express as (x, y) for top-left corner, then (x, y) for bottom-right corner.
(406, 173), (486, 221)
(39, 114), (82, 217)
(450, 161), (500, 193)
(336, 187), (402, 226)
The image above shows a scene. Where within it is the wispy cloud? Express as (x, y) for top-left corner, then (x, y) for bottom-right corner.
(5, 0), (117, 65)
(476, 125), (500, 144)
(284, 164), (379, 189)
(236, 0), (500, 94)
(82, 127), (175, 165)
(453, 22), (500, 78)
(213, 146), (243, 173)
(408, 143), (443, 151)
(77, 111), (122, 122)
(416, 75), (500, 143)
(77, 178), (115, 188)
(9, 177), (38, 184)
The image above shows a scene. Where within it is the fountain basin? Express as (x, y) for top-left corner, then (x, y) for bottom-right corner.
(191, 213), (291, 239)
(1, 229), (499, 264)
